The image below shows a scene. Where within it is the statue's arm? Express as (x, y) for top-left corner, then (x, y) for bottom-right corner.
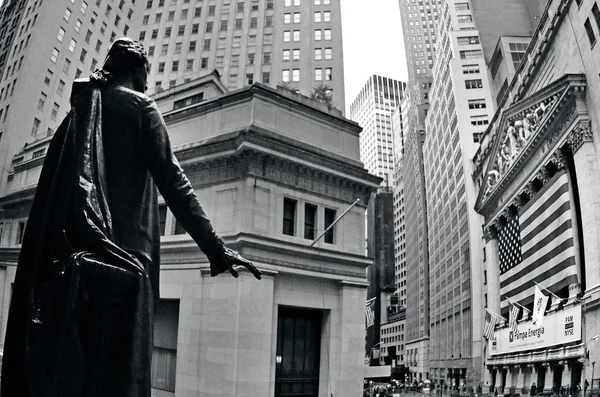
(138, 97), (228, 271)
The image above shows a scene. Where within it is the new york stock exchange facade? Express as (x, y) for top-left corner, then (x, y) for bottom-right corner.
(472, 0), (600, 394)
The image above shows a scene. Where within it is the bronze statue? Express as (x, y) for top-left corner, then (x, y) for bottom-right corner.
(1, 38), (261, 397)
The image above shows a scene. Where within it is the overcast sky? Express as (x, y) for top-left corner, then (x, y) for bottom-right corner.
(341, 0), (408, 114)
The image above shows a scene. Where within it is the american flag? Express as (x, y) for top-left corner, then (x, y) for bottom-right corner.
(509, 302), (520, 333)
(483, 311), (497, 340)
(499, 172), (578, 310)
(366, 298), (375, 328)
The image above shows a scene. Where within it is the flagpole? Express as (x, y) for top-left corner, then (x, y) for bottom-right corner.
(310, 198), (360, 247)
(505, 296), (531, 314)
(485, 308), (508, 322)
(534, 281), (563, 301)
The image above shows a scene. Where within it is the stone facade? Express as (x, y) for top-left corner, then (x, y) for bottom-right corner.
(473, 0), (600, 393)
(0, 79), (381, 396)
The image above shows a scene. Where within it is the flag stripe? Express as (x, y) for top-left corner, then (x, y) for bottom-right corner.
(499, 172), (578, 310)
(519, 182), (570, 230)
(510, 273), (579, 308)
(501, 241), (574, 288)
(521, 219), (572, 257)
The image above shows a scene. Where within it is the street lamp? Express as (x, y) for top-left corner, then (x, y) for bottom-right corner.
(586, 335), (599, 395)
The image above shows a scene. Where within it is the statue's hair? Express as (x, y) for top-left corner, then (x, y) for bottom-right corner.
(101, 37), (150, 77)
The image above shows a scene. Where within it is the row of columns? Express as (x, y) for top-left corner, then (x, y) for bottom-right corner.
(487, 361), (582, 394)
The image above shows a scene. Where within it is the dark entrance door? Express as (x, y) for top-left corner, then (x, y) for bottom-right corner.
(275, 307), (322, 397)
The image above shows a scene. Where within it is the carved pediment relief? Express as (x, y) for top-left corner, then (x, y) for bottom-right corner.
(475, 74), (587, 214)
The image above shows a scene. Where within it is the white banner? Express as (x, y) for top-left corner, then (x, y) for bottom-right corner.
(532, 286), (549, 326)
(488, 305), (581, 356)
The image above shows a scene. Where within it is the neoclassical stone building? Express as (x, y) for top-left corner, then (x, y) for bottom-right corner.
(0, 72), (381, 397)
(473, 0), (600, 394)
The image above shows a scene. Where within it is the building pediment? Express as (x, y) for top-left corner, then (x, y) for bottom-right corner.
(475, 74), (586, 216)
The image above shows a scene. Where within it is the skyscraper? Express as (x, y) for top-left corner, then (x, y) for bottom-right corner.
(139, 0), (346, 111)
(350, 74), (406, 187)
(423, 0), (541, 388)
(0, 0), (143, 195)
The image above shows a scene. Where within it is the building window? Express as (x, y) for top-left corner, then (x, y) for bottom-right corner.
(151, 300), (180, 393)
(189, 41), (197, 51)
(171, 61), (179, 72)
(284, 13), (291, 24)
(468, 99), (486, 109)
(293, 12), (300, 23)
(263, 52), (271, 64)
(203, 39), (211, 50)
(164, 27), (172, 37)
(324, 48), (332, 60)
(57, 80), (65, 96)
(314, 11), (321, 22)
(304, 204), (317, 240)
(208, 4), (215, 15)
(44, 69), (53, 86)
(181, 9), (188, 19)
(585, 18), (597, 46)
(324, 208), (336, 244)
(57, 27), (65, 42)
(51, 103), (59, 120)
(262, 72), (270, 84)
(292, 69), (299, 82)
(462, 64), (480, 74)
(455, 2), (469, 10)
(472, 132), (482, 143)
(265, 15), (273, 27)
(201, 57), (208, 68)
(178, 25), (185, 36)
(282, 69), (290, 82)
(292, 30), (300, 41)
(324, 29), (331, 40)
(64, 8), (72, 21)
(158, 62), (165, 72)
(457, 14), (472, 23)
(283, 49), (290, 61)
(185, 59), (193, 71)
(314, 30), (322, 41)
(284, 31), (291, 42)
(292, 49), (300, 61)
(314, 48), (322, 60)
(457, 36), (480, 45)
(246, 73), (254, 84)
(470, 115), (489, 126)
(509, 41), (528, 69)
(325, 67), (332, 80)
(315, 68), (322, 81)
(148, 46), (155, 56)
(17, 221), (27, 245)
(32, 118), (41, 136)
(323, 11), (330, 22)
(38, 92), (47, 110)
(68, 38), (77, 53)
(459, 49), (482, 59)
(465, 79), (483, 89)
(593, 3), (600, 31)
(283, 198), (297, 236)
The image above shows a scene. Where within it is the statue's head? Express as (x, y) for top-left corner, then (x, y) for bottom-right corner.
(102, 37), (150, 93)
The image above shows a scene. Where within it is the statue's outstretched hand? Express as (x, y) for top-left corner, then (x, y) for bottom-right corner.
(209, 247), (262, 280)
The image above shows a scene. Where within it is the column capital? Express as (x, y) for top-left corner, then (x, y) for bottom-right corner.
(536, 167), (550, 185)
(524, 181), (537, 199)
(567, 120), (593, 154)
(484, 226), (498, 242)
(527, 364), (536, 369)
(550, 150), (567, 170)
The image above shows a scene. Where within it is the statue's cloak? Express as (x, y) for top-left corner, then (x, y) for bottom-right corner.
(1, 81), (153, 397)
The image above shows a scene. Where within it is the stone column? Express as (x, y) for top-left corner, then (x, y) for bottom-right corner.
(567, 120), (600, 302)
(484, 227), (501, 315)
(505, 366), (513, 392)
(544, 363), (554, 392)
(560, 361), (572, 391)
(528, 364), (538, 392)
(486, 367), (497, 395)
(517, 365), (527, 394)
(498, 367), (505, 393)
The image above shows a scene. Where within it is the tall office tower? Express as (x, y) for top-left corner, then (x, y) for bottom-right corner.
(0, 0), (143, 195)
(398, 0), (441, 119)
(423, 0), (540, 388)
(139, 0), (346, 112)
(403, 117), (429, 382)
(350, 75), (406, 187)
